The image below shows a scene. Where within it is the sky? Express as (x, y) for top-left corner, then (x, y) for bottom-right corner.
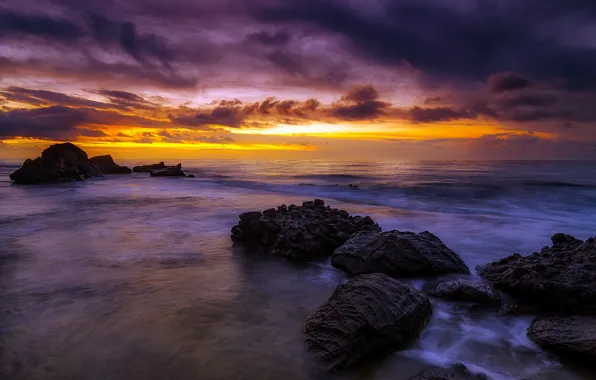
(1, 0), (596, 161)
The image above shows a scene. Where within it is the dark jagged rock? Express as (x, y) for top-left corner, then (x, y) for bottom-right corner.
(305, 273), (432, 369)
(527, 315), (596, 362)
(429, 279), (500, 306)
(410, 364), (488, 380)
(477, 234), (596, 314)
(498, 303), (536, 316)
(89, 155), (131, 174)
(133, 162), (166, 172)
(331, 230), (469, 277)
(9, 143), (103, 184)
(149, 164), (186, 177)
(230, 199), (381, 261)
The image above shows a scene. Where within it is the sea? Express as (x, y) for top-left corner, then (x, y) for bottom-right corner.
(1, 160), (595, 380)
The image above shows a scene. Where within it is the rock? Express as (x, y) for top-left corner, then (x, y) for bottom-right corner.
(478, 234), (596, 314)
(498, 303), (536, 316)
(527, 315), (596, 362)
(149, 164), (186, 177)
(331, 230), (470, 277)
(230, 200), (381, 261)
(187, 174), (195, 178)
(428, 279), (500, 306)
(89, 155), (132, 174)
(305, 273), (432, 369)
(9, 143), (103, 184)
(410, 363), (488, 379)
(133, 162), (166, 172)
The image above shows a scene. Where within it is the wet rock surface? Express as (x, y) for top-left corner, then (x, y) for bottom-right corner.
(150, 163), (187, 177)
(304, 273), (432, 369)
(331, 230), (470, 277)
(429, 279), (500, 306)
(527, 315), (596, 362)
(478, 234), (596, 314)
(9, 143), (104, 184)
(410, 363), (488, 379)
(89, 155), (132, 174)
(230, 199), (381, 261)
(133, 162), (166, 172)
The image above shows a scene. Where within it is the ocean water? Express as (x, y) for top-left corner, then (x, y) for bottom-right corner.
(1, 160), (595, 380)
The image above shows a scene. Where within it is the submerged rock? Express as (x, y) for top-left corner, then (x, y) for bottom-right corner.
(331, 230), (469, 277)
(149, 163), (186, 177)
(411, 363), (488, 379)
(305, 273), (432, 369)
(230, 199), (381, 261)
(429, 279), (500, 306)
(478, 234), (596, 314)
(89, 155), (132, 174)
(133, 162), (166, 172)
(9, 143), (103, 184)
(527, 315), (596, 362)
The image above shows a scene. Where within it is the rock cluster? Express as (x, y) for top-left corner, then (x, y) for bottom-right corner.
(410, 364), (488, 380)
(428, 279), (500, 306)
(9, 143), (104, 184)
(478, 234), (596, 314)
(305, 273), (432, 369)
(331, 230), (470, 277)
(231, 199), (381, 261)
(150, 163), (188, 177)
(89, 155), (132, 174)
(133, 162), (166, 172)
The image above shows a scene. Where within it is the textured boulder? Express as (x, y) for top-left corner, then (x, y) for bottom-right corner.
(331, 230), (469, 277)
(149, 163), (187, 177)
(9, 143), (103, 184)
(133, 162), (166, 172)
(527, 315), (596, 362)
(429, 279), (500, 306)
(478, 234), (596, 314)
(305, 273), (432, 369)
(89, 155), (132, 174)
(231, 200), (381, 261)
(411, 364), (488, 380)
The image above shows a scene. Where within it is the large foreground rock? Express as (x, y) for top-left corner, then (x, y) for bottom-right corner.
(411, 364), (487, 379)
(305, 273), (432, 369)
(331, 230), (469, 277)
(478, 234), (596, 314)
(133, 162), (165, 172)
(230, 200), (381, 261)
(9, 143), (103, 184)
(150, 163), (187, 177)
(527, 315), (596, 362)
(429, 279), (500, 306)
(89, 155), (131, 174)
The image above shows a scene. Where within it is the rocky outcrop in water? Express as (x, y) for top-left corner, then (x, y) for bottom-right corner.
(478, 234), (596, 314)
(527, 315), (596, 362)
(429, 279), (500, 306)
(305, 273), (432, 369)
(410, 364), (488, 379)
(9, 143), (103, 184)
(331, 230), (469, 277)
(133, 162), (166, 172)
(230, 199), (381, 261)
(149, 163), (187, 177)
(89, 155), (132, 174)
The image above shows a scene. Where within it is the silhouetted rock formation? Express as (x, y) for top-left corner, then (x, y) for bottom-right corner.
(305, 273), (432, 369)
(331, 230), (470, 277)
(527, 315), (596, 362)
(9, 143), (103, 184)
(230, 199), (381, 261)
(411, 364), (488, 379)
(429, 279), (500, 306)
(133, 162), (166, 172)
(478, 234), (596, 314)
(89, 155), (132, 174)
(150, 163), (186, 177)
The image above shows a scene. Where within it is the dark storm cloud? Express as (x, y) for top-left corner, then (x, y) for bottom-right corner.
(488, 72), (532, 93)
(409, 107), (474, 123)
(0, 106), (87, 139)
(0, 10), (84, 42)
(1, 87), (110, 109)
(329, 85), (390, 120)
(77, 128), (109, 137)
